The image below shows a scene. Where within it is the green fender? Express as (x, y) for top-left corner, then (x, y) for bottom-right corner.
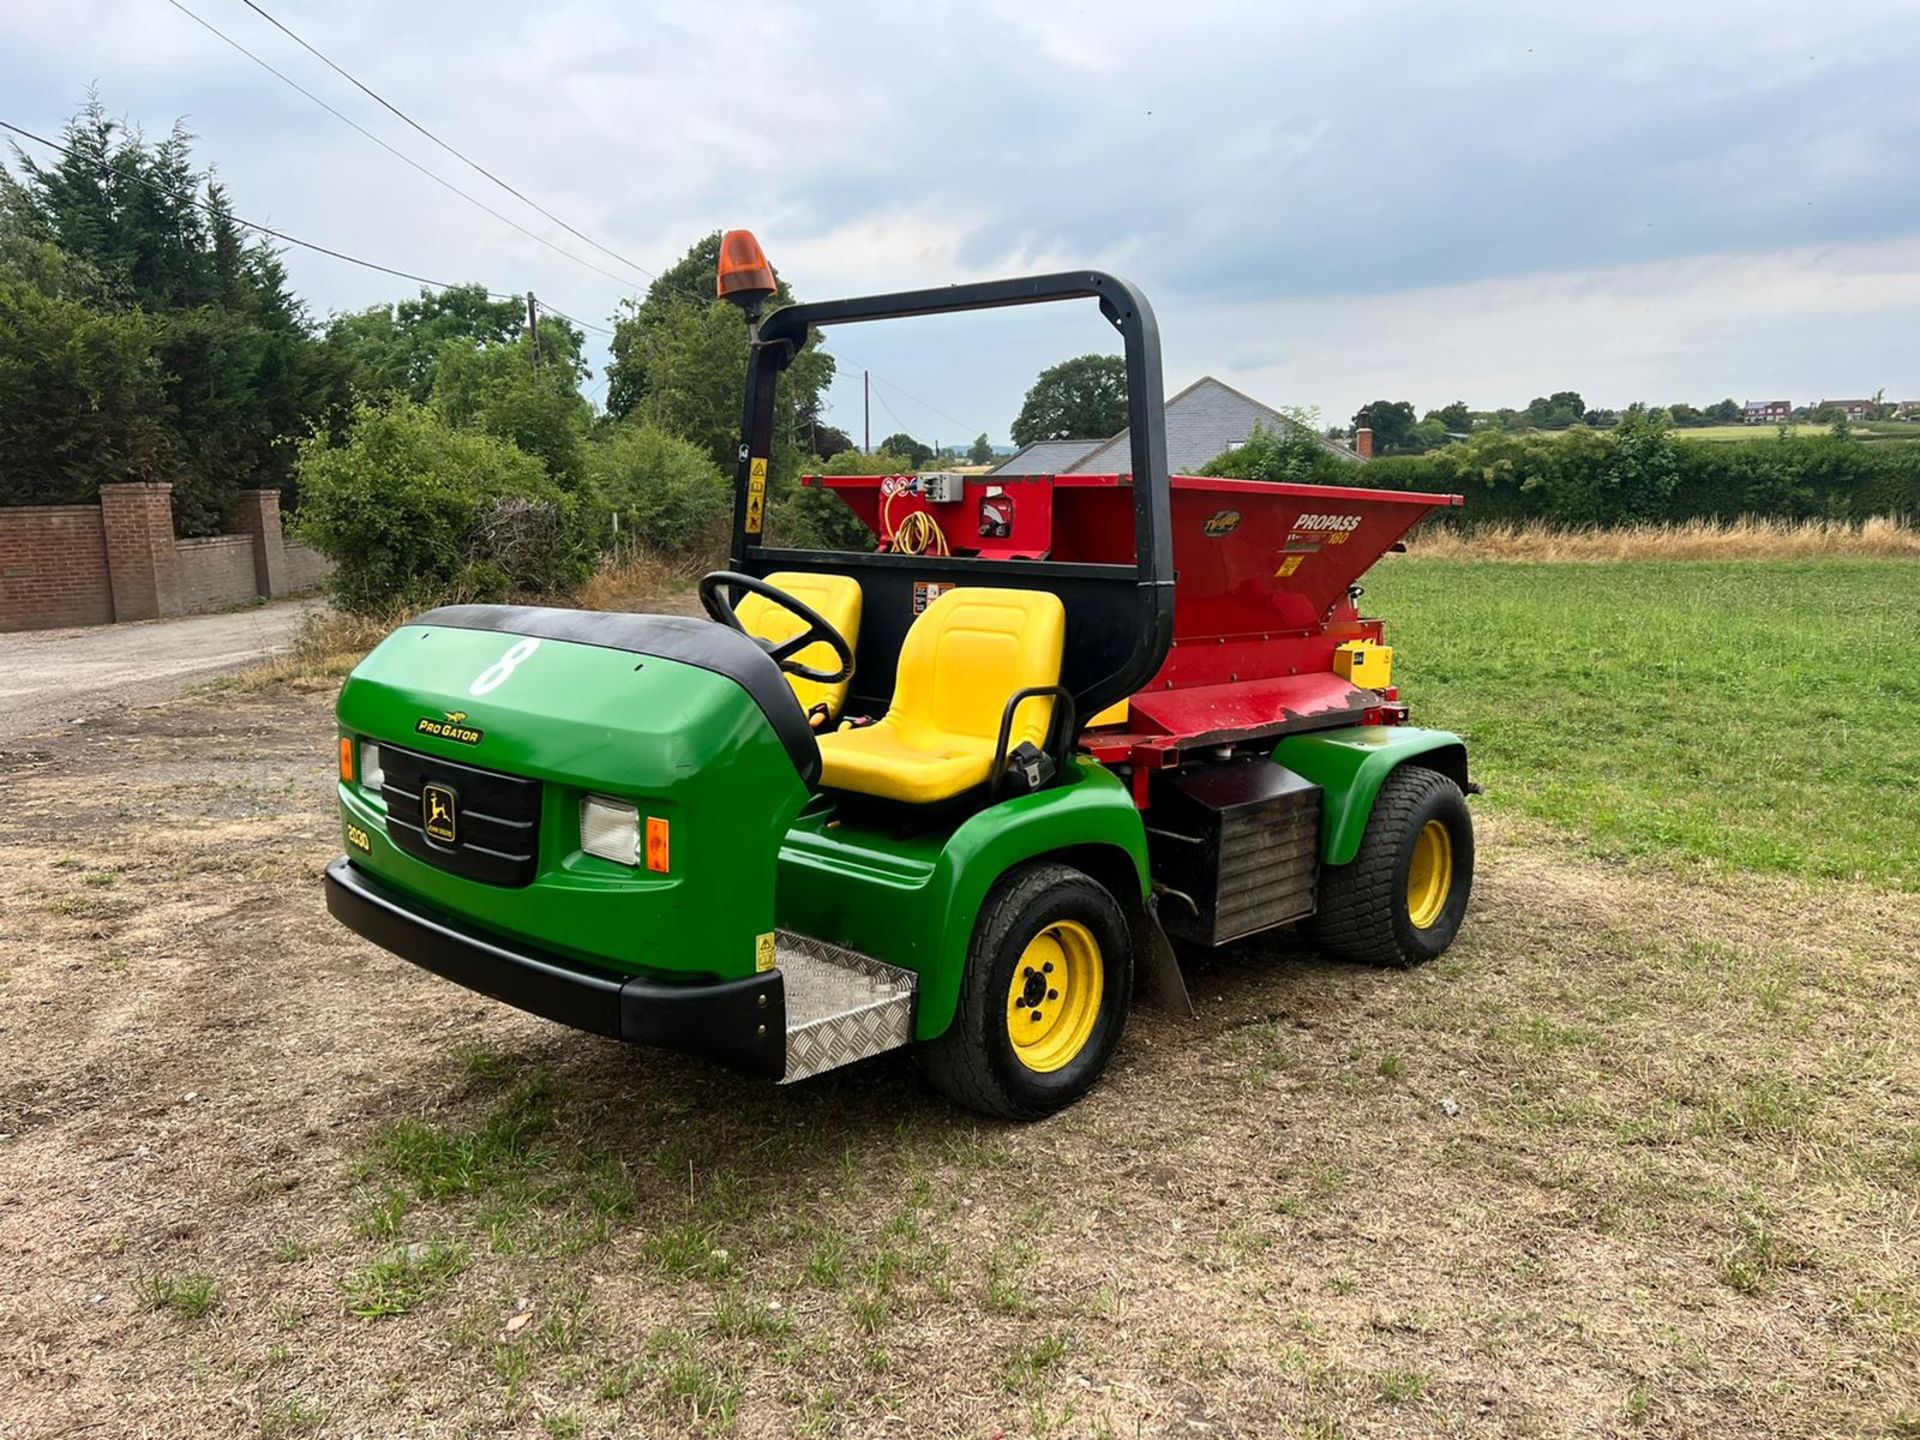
(1271, 726), (1470, 867)
(776, 760), (1149, 1041)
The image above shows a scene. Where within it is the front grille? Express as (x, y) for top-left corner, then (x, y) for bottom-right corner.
(380, 744), (541, 887)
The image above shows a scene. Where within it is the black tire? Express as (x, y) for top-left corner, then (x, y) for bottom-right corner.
(1308, 765), (1473, 967)
(917, 862), (1132, 1120)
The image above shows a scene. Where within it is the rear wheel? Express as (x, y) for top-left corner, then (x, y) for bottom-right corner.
(918, 862), (1132, 1119)
(1309, 765), (1473, 967)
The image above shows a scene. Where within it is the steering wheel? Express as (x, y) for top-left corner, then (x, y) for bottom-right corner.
(699, 571), (854, 685)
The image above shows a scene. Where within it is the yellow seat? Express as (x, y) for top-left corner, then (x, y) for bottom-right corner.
(817, 587), (1065, 804)
(737, 571), (864, 725)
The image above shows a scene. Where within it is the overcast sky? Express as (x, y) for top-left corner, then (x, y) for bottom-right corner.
(7, 0), (1919, 443)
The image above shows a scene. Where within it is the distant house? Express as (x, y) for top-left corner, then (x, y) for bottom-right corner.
(1893, 401), (1920, 420)
(989, 376), (1362, 478)
(1826, 399), (1874, 422)
(1742, 399), (1791, 425)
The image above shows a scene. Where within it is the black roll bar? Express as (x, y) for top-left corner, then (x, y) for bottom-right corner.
(727, 270), (1175, 721)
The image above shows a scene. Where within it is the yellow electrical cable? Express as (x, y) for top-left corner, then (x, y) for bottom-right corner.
(893, 508), (951, 556)
(879, 481), (952, 556)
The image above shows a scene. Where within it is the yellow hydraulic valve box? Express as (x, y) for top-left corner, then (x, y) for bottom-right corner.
(1334, 640), (1393, 690)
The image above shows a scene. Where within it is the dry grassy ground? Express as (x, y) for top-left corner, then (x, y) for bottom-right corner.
(2, 678), (1917, 1439)
(1405, 516), (1920, 563)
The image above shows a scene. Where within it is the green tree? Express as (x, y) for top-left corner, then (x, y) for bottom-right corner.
(0, 271), (172, 503)
(1425, 401), (1473, 434)
(322, 284), (525, 404)
(293, 397), (587, 611)
(810, 423), (854, 460)
(771, 445), (918, 552)
(605, 233), (833, 492)
(585, 421), (729, 554)
(1704, 398), (1741, 423)
(1602, 406), (1680, 521)
(1202, 416), (1355, 486)
(967, 432), (995, 465)
(429, 321), (591, 490)
(1352, 400), (1425, 455)
(879, 432), (932, 469)
(1, 96), (324, 532)
(1523, 390), (1586, 429)
(1010, 353), (1127, 446)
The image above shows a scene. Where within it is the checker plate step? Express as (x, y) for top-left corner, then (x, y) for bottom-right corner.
(778, 931), (917, 1082)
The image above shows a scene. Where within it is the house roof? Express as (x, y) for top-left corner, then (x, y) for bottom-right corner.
(989, 376), (1360, 479)
(986, 438), (1105, 476)
(1065, 377), (1360, 474)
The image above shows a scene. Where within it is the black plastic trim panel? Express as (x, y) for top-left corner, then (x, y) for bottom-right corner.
(323, 857), (787, 1079)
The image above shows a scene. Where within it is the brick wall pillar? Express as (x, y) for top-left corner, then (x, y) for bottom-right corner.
(98, 482), (182, 621)
(233, 487), (288, 599)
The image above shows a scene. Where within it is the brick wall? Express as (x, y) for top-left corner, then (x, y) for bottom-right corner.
(0, 484), (332, 632)
(0, 505), (115, 631)
(98, 482), (181, 622)
(175, 535), (260, 614)
(283, 540), (333, 593)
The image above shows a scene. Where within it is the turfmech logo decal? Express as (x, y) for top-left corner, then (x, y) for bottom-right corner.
(1293, 513), (1364, 531)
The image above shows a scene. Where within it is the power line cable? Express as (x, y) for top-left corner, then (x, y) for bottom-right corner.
(237, 0), (660, 284)
(865, 367), (985, 440)
(0, 116), (613, 334)
(165, 0), (637, 301)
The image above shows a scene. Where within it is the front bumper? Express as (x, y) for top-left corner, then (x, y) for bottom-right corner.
(323, 856), (786, 1078)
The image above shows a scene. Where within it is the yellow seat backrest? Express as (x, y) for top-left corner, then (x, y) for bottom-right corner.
(893, 588), (1063, 751)
(736, 571), (864, 722)
(814, 587), (1064, 805)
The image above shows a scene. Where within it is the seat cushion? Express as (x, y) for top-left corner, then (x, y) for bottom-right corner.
(816, 720), (997, 804)
(736, 571), (863, 722)
(815, 587), (1064, 805)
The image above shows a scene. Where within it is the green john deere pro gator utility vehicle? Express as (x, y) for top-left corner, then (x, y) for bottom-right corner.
(324, 232), (1475, 1118)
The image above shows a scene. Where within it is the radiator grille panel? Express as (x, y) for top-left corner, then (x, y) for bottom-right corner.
(379, 745), (541, 888)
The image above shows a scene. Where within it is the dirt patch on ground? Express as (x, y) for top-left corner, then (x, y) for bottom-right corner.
(1, 686), (1916, 1439)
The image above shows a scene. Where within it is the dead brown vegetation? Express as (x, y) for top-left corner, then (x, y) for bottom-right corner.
(1408, 514), (1920, 562)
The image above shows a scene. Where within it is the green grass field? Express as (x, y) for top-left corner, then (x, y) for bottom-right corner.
(1370, 556), (1920, 889)
(1516, 422), (1920, 443)
(1676, 423), (1920, 443)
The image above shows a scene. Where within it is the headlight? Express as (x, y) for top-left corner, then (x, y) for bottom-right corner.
(581, 795), (639, 866)
(359, 741), (386, 793)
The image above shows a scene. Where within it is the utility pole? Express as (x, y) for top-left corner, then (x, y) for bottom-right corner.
(526, 291), (541, 371)
(864, 370), (870, 454)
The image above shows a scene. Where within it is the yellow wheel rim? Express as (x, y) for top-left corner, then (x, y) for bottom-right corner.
(1406, 819), (1454, 930)
(1005, 920), (1104, 1074)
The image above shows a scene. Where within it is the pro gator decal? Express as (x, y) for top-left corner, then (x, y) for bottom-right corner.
(415, 710), (484, 745)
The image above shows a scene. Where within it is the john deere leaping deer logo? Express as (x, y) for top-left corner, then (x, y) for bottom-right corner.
(443, 710), (468, 724)
(422, 783), (458, 844)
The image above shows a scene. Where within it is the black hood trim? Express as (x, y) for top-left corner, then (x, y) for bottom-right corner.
(408, 605), (821, 787)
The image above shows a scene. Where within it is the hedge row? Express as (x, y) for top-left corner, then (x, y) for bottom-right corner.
(1354, 423), (1920, 527)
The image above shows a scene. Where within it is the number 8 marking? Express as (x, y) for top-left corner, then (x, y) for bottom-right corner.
(469, 637), (541, 696)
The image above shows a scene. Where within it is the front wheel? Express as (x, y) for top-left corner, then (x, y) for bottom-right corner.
(917, 862), (1133, 1120)
(1309, 765), (1474, 967)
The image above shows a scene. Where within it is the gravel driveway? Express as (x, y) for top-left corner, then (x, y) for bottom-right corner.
(0, 597), (324, 744)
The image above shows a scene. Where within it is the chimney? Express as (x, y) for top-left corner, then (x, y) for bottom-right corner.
(1354, 426), (1373, 460)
